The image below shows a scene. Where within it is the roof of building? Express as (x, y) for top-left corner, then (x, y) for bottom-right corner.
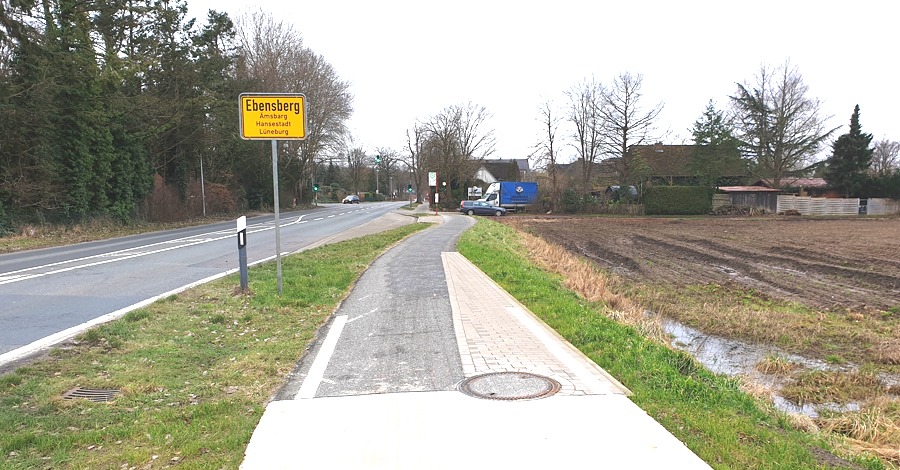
(629, 144), (748, 177)
(718, 186), (781, 193)
(755, 177), (829, 188)
(478, 159), (527, 182)
(630, 144), (698, 176)
(485, 158), (528, 170)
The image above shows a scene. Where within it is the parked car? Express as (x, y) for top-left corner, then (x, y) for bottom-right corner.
(342, 194), (360, 204)
(459, 200), (506, 216)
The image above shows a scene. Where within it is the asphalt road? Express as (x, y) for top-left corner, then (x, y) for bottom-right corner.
(0, 202), (408, 362)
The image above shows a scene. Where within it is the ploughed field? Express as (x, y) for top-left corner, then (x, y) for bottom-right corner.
(501, 216), (900, 313)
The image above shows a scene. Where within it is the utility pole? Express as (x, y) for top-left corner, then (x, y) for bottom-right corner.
(199, 156), (207, 217)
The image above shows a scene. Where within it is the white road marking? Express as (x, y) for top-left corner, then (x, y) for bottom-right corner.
(0, 214), (317, 285)
(295, 315), (347, 399)
(347, 307), (378, 323)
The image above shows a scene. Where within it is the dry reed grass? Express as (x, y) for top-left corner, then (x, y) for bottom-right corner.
(736, 375), (774, 400)
(875, 338), (900, 365)
(634, 285), (806, 348)
(782, 370), (886, 405)
(756, 354), (802, 375)
(516, 230), (667, 343)
(818, 397), (900, 465)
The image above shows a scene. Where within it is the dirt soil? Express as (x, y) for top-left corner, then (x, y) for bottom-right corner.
(501, 216), (900, 313)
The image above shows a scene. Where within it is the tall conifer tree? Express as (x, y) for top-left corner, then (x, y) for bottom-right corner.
(824, 105), (873, 197)
(689, 100), (744, 186)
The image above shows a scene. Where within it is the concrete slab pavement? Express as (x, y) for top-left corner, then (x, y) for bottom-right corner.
(243, 392), (708, 469)
(241, 209), (710, 469)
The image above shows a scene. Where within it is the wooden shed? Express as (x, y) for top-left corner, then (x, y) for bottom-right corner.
(715, 186), (781, 213)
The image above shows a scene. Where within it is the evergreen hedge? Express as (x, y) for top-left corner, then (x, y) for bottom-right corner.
(643, 186), (713, 215)
(865, 172), (900, 198)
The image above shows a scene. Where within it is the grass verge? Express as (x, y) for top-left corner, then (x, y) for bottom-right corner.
(0, 223), (428, 469)
(458, 218), (886, 469)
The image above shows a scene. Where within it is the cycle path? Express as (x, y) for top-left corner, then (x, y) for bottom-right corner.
(241, 208), (710, 469)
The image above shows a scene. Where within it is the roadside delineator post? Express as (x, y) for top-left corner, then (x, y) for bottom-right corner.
(237, 216), (249, 292)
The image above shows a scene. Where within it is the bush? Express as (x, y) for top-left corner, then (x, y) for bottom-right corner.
(643, 186), (713, 215)
(0, 199), (13, 237)
(561, 188), (582, 213)
(864, 172), (900, 198)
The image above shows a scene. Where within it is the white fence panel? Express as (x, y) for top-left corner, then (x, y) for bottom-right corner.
(778, 196), (899, 215)
(868, 198), (900, 215)
(778, 196), (865, 216)
(828, 198), (859, 215)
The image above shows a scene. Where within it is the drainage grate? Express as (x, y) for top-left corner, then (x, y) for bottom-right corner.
(62, 388), (120, 402)
(458, 372), (560, 401)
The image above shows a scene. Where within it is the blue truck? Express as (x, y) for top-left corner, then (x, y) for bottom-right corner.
(479, 181), (539, 212)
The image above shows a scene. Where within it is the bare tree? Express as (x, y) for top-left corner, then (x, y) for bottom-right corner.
(404, 124), (427, 203)
(235, 10), (352, 203)
(730, 61), (836, 187)
(534, 99), (561, 210)
(871, 139), (900, 176)
(345, 146), (368, 193)
(285, 48), (352, 199)
(599, 72), (663, 186)
(235, 11), (303, 90)
(374, 146), (400, 196)
(566, 78), (603, 192)
(456, 102), (496, 160)
(421, 102), (495, 201)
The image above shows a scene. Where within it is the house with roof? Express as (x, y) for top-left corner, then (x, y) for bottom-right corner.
(474, 159), (530, 183)
(628, 143), (750, 186)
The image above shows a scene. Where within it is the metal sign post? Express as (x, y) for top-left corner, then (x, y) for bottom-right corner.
(237, 216), (249, 291)
(428, 172), (437, 215)
(272, 140), (283, 295)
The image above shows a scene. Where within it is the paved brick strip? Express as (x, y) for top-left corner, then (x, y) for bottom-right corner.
(441, 251), (629, 396)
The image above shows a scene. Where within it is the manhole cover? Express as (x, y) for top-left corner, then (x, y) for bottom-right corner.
(458, 372), (560, 400)
(62, 388), (120, 402)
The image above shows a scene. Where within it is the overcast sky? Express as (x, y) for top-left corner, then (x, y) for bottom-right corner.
(189, 0), (898, 164)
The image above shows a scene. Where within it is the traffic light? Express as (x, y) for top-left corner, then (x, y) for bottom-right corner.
(407, 184), (412, 193)
(313, 183), (319, 192)
(375, 155), (381, 163)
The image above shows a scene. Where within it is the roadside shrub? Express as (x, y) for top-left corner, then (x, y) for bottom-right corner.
(140, 174), (189, 222)
(140, 175), (239, 221)
(561, 188), (582, 213)
(864, 171), (900, 198)
(0, 199), (13, 237)
(644, 186), (713, 215)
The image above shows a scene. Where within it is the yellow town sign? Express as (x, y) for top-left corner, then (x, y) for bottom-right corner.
(239, 93), (307, 140)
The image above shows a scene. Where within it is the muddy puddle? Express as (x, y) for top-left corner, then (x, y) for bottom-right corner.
(661, 318), (893, 418)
